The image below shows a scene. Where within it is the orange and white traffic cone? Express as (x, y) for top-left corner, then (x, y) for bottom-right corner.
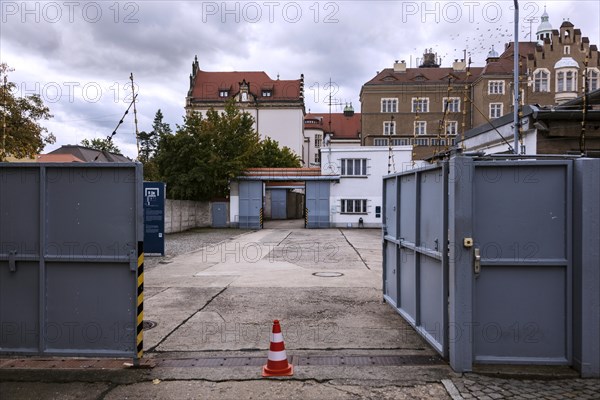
(262, 319), (293, 377)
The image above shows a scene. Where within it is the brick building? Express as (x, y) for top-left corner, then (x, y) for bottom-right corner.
(360, 10), (599, 159)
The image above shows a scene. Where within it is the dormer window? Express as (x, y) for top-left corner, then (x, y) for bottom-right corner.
(262, 90), (272, 97)
(241, 92), (248, 101)
(219, 90), (229, 97)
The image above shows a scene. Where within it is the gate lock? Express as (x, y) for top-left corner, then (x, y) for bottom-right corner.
(8, 250), (17, 273)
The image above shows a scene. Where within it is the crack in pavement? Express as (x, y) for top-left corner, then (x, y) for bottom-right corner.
(339, 229), (371, 270)
(146, 285), (230, 353)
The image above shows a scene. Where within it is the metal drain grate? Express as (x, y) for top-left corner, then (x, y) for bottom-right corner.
(160, 357), (265, 368)
(157, 354), (444, 368)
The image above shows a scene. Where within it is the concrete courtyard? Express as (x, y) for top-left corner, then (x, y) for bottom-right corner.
(1, 227), (597, 399)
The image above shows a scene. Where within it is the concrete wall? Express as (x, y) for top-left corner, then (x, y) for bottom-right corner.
(165, 199), (228, 233)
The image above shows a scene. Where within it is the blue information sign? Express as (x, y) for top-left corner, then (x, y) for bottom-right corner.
(143, 182), (165, 256)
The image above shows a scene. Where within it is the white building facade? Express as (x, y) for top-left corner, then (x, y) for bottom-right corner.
(321, 146), (415, 228)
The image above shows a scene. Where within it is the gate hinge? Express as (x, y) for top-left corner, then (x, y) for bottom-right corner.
(8, 250), (17, 272)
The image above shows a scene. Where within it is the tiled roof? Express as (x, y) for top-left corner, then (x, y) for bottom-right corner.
(189, 70), (302, 101)
(304, 113), (361, 140)
(47, 145), (131, 162)
(364, 67), (484, 85)
(37, 154), (84, 162)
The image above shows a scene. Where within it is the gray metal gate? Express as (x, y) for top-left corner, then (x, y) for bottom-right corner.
(306, 181), (330, 228)
(239, 181), (263, 229)
(383, 156), (600, 377)
(383, 164), (448, 357)
(270, 189), (287, 220)
(211, 202), (228, 227)
(0, 163), (143, 358)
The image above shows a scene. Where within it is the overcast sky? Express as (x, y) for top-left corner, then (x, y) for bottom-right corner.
(1, 0), (599, 159)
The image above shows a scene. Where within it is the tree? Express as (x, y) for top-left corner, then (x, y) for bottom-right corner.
(140, 110), (171, 181)
(256, 137), (301, 168)
(156, 101), (260, 200)
(0, 63), (55, 161)
(80, 137), (121, 154)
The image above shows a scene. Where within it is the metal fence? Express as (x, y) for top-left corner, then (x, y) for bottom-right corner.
(0, 163), (143, 358)
(383, 156), (599, 377)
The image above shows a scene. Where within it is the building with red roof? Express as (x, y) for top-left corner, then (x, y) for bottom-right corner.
(185, 56), (306, 161)
(303, 105), (361, 166)
(360, 12), (600, 159)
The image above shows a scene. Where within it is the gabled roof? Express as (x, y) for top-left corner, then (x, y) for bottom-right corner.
(189, 70), (302, 101)
(37, 153), (84, 163)
(304, 112), (361, 140)
(364, 67), (483, 85)
(47, 145), (131, 162)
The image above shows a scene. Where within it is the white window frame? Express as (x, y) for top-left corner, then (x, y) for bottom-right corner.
(445, 121), (458, 136)
(340, 199), (368, 214)
(219, 90), (229, 97)
(414, 121), (427, 135)
(442, 97), (461, 113)
(340, 158), (368, 176)
(557, 69), (577, 92)
(314, 152), (320, 163)
(391, 138), (410, 146)
(489, 103), (503, 119)
(381, 98), (398, 113)
(383, 121), (396, 135)
(533, 68), (550, 92)
(412, 138), (429, 146)
(411, 97), (429, 113)
(488, 80), (505, 95)
(374, 138), (388, 146)
(431, 138), (447, 146)
(314, 133), (322, 148)
(262, 90), (272, 97)
(587, 68), (600, 92)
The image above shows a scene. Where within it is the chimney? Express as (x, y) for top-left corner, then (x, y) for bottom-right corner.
(393, 60), (407, 72)
(452, 59), (466, 71)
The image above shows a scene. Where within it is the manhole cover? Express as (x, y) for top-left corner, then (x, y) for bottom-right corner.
(143, 320), (158, 330)
(312, 272), (344, 278)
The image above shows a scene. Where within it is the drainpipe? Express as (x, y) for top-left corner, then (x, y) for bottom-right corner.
(513, 0), (520, 154)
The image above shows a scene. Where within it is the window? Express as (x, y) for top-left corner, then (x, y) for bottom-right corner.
(445, 121), (458, 136)
(391, 138), (410, 146)
(314, 152), (320, 163)
(431, 139), (447, 146)
(219, 90), (229, 97)
(381, 98), (398, 113)
(443, 97), (460, 112)
(557, 70), (577, 92)
(340, 159), (368, 176)
(241, 92), (248, 101)
(341, 199), (367, 214)
(533, 69), (550, 92)
(488, 80), (505, 95)
(564, 46), (570, 55)
(314, 134), (322, 148)
(489, 103), (503, 119)
(383, 121), (396, 135)
(374, 138), (388, 146)
(588, 69), (599, 92)
(414, 121), (427, 135)
(412, 138), (429, 146)
(412, 98), (429, 112)
(262, 90), (272, 97)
